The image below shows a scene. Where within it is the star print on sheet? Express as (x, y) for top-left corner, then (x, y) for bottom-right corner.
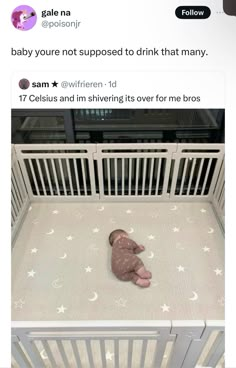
(214, 269), (223, 276)
(148, 235), (155, 240)
(160, 304), (170, 312)
(31, 248), (38, 254)
(14, 299), (25, 309)
(200, 209), (207, 213)
(177, 265), (185, 272)
(115, 298), (127, 308)
(57, 305), (67, 314)
(173, 227), (180, 232)
(202, 246), (210, 252)
(85, 266), (93, 273)
(93, 228), (100, 233)
(52, 210), (59, 214)
(66, 235), (74, 241)
(27, 270), (36, 278)
(126, 209), (132, 214)
(106, 351), (114, 361)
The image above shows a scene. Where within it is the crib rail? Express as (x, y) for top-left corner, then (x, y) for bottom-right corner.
(13, 143), (225, 204)
(11, 320), (224, 368)
(11, 146), (30, 242)
(212, 156), (225, 229)
(14, 144), (98, 201)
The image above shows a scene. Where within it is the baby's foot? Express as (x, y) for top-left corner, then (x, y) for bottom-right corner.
(136, 266), (152, 279)
(136, 278), (151, 288)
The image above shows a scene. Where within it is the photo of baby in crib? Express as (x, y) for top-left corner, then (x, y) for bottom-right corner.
(109, 229), (152, 287)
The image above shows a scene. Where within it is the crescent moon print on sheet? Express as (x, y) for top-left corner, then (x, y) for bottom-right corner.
(52, 278), (63, 289)
(88, 292), (98, 302)
(59, 253), (67, 259)
(40, 350), (48, 360)
(189, 291), (199, 301)
(147, 251), (154, 259)
(170, 205), (178, 211)
(208, 227), (214, 234)
(98, 206), (105, 212)
(128, 227), (134, 234)
(46, 228), (54, 235)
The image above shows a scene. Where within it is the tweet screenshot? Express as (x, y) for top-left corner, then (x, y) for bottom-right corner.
(1, 1), (236, 367)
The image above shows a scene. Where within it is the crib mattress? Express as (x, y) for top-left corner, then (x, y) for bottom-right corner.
(12, 202), (224, 321)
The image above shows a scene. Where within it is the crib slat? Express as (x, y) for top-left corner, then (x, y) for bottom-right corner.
(12, 342), (30, 368)
(56, 340), (70, 368)
(127, 339), (133, 368)
(11, 198), (18, 219)
(58, 159), (67, 195)
(66, 159), (74, 196)
(128, 158), (132, 195)
(36, 159), (46, 196)
(114, 339), (119, 368)
(71, 340), (82, 368)
(41, 340), (57, 367)
(179, 158), (188, 195)
(114, 159), (118, 195)
(11, 186), (20, 213)
(73, 159), (81, 196)
(148, 158), (155, 195)
(142, 158), (147, 195)
(85, 340), (95, 368)
(28, 159), (40, 196)
(204, 332), (224, 367)
(155, 158), (162, 196)
(187, 158), (196, 195)
(201, 158), (212, 195)
(43, 159), (53, 196)
(135, 158), (140, 195)
(81, 159), (87, 196)
(122, 158), (125, 196)
(152, 338), (168, 367)
(99, 339), (107, 368)
(140, 339), (148, 368)
(51, 159), (60, 196)
(194, 158), (204, 195)
(11, 171), (23, 206)
(107, 159), (111, 196)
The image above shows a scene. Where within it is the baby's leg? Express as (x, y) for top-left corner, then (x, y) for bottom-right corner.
(120, 272), (150, 287)
(136, 265), (152, 279)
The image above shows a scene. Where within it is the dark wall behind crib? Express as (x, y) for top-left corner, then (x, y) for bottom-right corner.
(11, 109), (225, 145)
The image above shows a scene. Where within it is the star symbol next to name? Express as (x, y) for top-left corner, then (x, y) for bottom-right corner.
(160, 304), (170, 312)
(52, 81), (58, 87)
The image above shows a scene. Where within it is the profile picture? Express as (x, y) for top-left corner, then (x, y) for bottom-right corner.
(11, 5), (37, 31)
(19, 79), (30, 90)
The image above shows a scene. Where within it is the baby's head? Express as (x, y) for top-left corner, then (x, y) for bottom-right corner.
(109, 229), (128, 246)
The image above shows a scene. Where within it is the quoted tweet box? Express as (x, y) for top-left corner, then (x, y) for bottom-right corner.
(12, 71), (224, 108)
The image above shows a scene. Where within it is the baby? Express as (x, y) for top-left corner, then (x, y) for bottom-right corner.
(109, 229), (152, 287)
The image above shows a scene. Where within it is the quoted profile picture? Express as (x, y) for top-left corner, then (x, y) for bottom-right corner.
(11, 5), (37, 31)
(19, 79), (30, 90)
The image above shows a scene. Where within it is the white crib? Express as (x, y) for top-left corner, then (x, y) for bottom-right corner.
(11, 143), (225, 368)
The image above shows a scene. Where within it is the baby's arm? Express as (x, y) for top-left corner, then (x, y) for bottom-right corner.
(133, 242), (145, 254)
